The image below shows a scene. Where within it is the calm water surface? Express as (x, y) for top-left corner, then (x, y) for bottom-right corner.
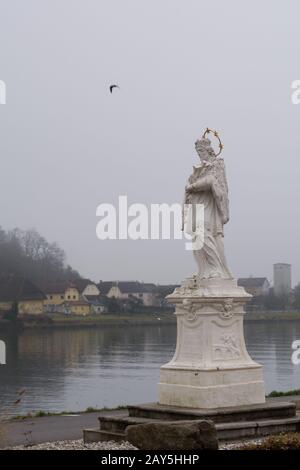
(0, 322), (300, 414)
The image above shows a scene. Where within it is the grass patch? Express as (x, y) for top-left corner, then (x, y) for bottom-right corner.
(84, 405), (127, 413)
(34, 411), (50, 418)
(236, 433), (300, 450)
(12, 404), (127, 420)
(267, 389), (300, 397)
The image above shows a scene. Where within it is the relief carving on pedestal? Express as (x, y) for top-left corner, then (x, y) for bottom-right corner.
(213, 333), (241, 360)
(212, 299), (245, 319)
(177, 301), (205, 327)
(219, 299), (234, 319)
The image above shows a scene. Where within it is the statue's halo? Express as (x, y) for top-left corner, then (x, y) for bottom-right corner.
(202, 128), (224, 157)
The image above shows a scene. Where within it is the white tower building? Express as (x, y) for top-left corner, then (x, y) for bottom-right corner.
(273, 263), (292, 296)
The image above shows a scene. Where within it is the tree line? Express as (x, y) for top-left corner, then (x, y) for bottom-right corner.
(0, 226), (80, 286)
(247, 286), (300, 312)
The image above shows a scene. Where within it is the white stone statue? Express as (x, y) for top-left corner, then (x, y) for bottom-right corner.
(184, 137), (232, 280)
(158, 132), (266, 409)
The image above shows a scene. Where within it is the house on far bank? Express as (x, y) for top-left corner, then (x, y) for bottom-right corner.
(43, 281), (91, 315)
(72, 279), (100, 298)
(97, 281), (114, 296)
(43, 281), (80, 306)
(98, 281), (159, 307)
(63, 299), (90, 316)
(0, 274), (46, 315)
(237, 277), (270, 297)
(84, 295), (108, 314)
(72, 279), (107, 313)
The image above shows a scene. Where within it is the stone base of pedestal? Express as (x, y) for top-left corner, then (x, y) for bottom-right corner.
(158, 365), (265, 409)
(83, 400), (300, 444)
(158, 276), (266, 409)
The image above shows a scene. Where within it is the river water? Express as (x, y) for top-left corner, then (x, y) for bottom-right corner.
(0, 321), (300, 415)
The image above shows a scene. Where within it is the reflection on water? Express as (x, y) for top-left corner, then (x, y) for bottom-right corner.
(0, 321), (300, 414)
(244, 322), (300, 394)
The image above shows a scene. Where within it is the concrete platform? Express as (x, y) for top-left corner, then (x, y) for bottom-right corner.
(127, 401), (295, 423)
(83, 400), (300, 444)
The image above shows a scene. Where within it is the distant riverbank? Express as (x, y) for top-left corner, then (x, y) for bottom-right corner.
(244, 311), (300, 322)
(0, 311), (176, 330)
(1, 310), (300, 330)
(21, 310), (300, 328)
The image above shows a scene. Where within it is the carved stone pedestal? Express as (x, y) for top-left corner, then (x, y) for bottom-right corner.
(158, 277), (266, 409)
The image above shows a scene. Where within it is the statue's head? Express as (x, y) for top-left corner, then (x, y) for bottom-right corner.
(195, 137), (216, 163)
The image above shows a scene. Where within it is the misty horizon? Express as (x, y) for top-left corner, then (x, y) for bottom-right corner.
(0, 0), (299, 285)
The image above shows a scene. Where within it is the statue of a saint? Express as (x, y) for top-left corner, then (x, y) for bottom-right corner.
(184, 137), (233, 279)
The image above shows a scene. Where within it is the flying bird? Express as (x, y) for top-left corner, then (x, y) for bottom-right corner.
(109, 84), (120, 94)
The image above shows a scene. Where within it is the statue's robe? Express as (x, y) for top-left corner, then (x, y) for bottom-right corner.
(184, 158), (232, 279)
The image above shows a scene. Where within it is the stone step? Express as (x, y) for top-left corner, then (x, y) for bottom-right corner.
(84, 415), (300, 445)
(99, 414), (156, 433)
(127, 401), (296, 423)
(216, 415), (300, 441)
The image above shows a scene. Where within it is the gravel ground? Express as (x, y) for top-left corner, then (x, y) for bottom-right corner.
(6, 439), (137, 450)
(219, 438), (264, 450)
(6, 438), (265, 450)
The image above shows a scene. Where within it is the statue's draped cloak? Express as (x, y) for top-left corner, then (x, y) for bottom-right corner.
(185, 158), (229, 233)
(184, 157), (232, 279)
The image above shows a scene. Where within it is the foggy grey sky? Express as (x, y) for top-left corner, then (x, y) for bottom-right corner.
(0, 0), (299, 285)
